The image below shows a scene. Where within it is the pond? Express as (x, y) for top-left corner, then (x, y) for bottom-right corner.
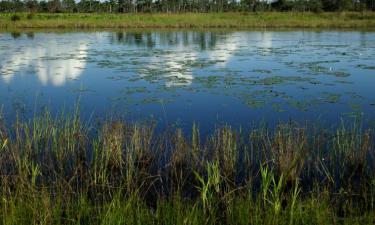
(0, 30), (375, 133)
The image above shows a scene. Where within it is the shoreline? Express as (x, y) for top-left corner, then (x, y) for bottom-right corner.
(1, 12), (375, 29)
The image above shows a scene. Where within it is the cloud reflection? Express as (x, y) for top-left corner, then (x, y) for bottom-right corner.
(208, 33), (242, 66)
(144, 32), (244, 87)
(0, 31), (273, 88)
(164, 51), (196, 87)
(0, 35), (88, 87)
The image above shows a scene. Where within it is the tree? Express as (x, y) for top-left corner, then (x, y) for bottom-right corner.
(62, 0), (75, 12)
(337, 0), (353, 10)
(26, 0), (37, 12)
(47, 0), (62, 12)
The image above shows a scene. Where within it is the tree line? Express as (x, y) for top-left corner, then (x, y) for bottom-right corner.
(0, 0), (374, 13)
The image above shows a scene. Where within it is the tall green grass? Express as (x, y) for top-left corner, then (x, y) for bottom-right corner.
(1, 12), (375, 29)
(0, 111), (374, 224)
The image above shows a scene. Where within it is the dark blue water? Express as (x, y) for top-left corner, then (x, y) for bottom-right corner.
(1, 31), (375, 133)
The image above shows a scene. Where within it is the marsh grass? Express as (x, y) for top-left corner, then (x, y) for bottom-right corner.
(1, 12), (375, 29)
(0, 111), (374, 224)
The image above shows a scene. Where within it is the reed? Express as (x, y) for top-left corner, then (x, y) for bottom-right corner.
(0, 110), (374, 224)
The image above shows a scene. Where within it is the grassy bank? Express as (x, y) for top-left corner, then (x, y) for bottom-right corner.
(0, 110), (374, 224)
(1, 12), (375, 29)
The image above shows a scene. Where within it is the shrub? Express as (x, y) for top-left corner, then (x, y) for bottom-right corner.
(10, 14), (21, 22)
(26, 13), (34, 20)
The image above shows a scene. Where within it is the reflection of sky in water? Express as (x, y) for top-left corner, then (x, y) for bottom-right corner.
(0, 31), (375, 133)
(1, 34), (89, 86)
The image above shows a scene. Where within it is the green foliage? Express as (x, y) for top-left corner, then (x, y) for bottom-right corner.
(0, 0), (374, 15)
(0, 139), (7, 150)
(10, 14), (21, 21)
(26, 13), (34, 20)
(0, 111), (374, 224)
(1, 12), (375, 29)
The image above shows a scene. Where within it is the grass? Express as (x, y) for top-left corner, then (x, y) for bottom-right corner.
(1, 12), (375, 29)
(0, 109), (374, 224)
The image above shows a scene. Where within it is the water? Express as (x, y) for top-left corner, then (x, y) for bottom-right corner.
(1, 30), (375, 133)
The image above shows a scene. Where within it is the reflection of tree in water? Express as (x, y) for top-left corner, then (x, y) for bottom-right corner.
(26, 32), (34, 39)
(109, 32), (155, 48)
(9, 32), (35, 40)
(108, 31), (229, 50)
(11, 32), (21, 39)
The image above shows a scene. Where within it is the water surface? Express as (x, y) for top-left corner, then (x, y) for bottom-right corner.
(1, 30), (375, 133)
